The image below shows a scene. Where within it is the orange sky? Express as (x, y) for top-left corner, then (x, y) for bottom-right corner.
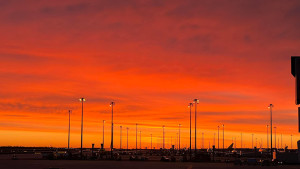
(0, 0), (300, 149)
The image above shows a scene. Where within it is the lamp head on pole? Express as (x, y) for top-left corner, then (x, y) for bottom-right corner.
(268, 104), (273, 109)
(103, 120), (106, 123)
(188, 103), (193, 108)
(193, 99), (199, 104)
(110, 102), (115, 107)
(79, 98), (86, 102)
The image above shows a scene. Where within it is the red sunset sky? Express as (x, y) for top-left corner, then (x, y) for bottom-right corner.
(0, 0), (300, 149)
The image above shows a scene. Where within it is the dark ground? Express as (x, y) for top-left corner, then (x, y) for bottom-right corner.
(1, 160), (300, 169)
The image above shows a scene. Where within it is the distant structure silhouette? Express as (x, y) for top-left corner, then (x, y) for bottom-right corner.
(291, 56), (300, 132)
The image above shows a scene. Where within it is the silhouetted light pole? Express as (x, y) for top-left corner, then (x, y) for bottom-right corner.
(281, 133), (282, 149)
(202, 132), (204, 149)
(188, 103), (193, 156)
(68, 110), (71, 149)
(110, 101), (115, 159)
(241, 132), (243, 149)
(162, 125), (165, 149)
(266, 125), (269, 149)
(268, 104), (273, 155)
(217, 126), (220, 149)
(136, 123), (138, 151)
(120, 126), (122, 149)
(176, 133), (178, 149)
(291, 134), (293, 149)
(126, 127), (129, 150)
(79, 98), (85, 159)
(274, 126), (277, 150)
(178, 124), (181, 150)
(139, 131), (142, 150)
(222, 124), (224, 150)
(256, 138), (258, 147)
(214, 133), (216, 146)
(193, 99), (199, 152)
(150, 134), (152, 150)
(251, 134), (254, 149)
